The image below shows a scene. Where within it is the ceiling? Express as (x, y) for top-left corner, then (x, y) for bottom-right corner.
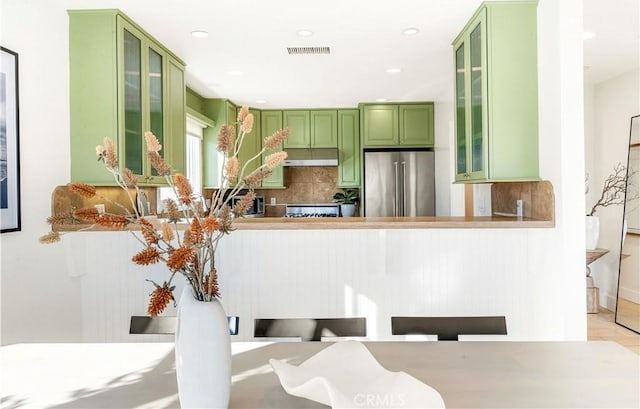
(61, 0), (639, 109)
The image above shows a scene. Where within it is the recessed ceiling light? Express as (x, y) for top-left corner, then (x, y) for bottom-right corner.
(402, 28), (420, 36)
(191, 30), (209, 38)
(386, 68), (401, 74)
(583, 31), (596, 40)
(255, 99), (267, 104)
(297, 29), (314, 37)
(376, 98), (388, 102)
(227, 71), (243, 76)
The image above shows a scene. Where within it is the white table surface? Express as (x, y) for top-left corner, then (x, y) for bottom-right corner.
(1, 341), (638, 408)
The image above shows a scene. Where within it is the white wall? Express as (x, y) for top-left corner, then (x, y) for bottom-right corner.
(586, 68), (640, 309)
(0, 1), (83, 344)
(0, 0), (587, 344)
(434, 101), (456, 217)
(535, 0), (586, 339)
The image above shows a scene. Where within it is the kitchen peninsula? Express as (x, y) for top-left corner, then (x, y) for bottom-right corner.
(52, 180), (555, 231)
(48, 181), (556, 343)
(235, 215), (553, 229)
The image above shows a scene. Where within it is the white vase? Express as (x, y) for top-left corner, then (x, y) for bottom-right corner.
(175, 287), (231, 409)
(585, 215), (600, 250)
(340, 204), (356, 217)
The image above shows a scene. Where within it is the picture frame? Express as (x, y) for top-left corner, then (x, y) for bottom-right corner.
(625, 115), (640, 235)
(627, 144), (639, 235)
(1, 46), (21, 233)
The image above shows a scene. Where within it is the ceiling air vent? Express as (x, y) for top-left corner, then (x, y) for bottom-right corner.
(287, 46), (331, 55)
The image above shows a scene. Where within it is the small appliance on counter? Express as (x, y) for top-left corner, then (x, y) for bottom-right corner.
(284, 203), (339, 218)
(230, 195), (265, 218)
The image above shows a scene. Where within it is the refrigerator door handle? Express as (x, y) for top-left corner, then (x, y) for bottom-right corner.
(393, 161), (399, 217)
(401, 161), (407, 217)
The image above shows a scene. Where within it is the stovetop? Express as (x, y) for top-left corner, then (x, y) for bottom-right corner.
(284, 203), (340, 218)
(285, 213), (338, 218)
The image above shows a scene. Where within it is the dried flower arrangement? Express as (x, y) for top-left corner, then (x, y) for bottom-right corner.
(586, 163), (638, 216)
(40, 106), (289, 316)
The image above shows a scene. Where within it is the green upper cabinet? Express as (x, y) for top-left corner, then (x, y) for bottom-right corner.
(283, 110), (338, 148)
(362, 103), (433, 148)
(337, 110), (360, 187)
(237, 109), (262, 179)
(310, 110), (338, 148)
(202, 99), (236, 188)
(165, 57), (186, 177)
(399, 104), (434, 146)
(362, 105), (398, 146)
(68, 10), (186, 185)
(261, 110), (286, 188)
(452, 1), (539, 183)
(283, 110), (310, 148)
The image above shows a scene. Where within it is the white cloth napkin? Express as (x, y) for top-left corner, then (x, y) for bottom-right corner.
(269, 341), (445, 409)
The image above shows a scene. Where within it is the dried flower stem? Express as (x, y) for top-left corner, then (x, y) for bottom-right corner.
(43, 106), (288, 306)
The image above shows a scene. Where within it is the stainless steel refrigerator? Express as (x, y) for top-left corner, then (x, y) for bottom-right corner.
(364, 150), (435, 217)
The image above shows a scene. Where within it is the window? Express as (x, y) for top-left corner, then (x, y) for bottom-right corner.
(185, 116), (204, 197)
(157, 115), (205, 211)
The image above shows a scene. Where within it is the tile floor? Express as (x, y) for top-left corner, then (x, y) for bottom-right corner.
(587, 308), (640, 355)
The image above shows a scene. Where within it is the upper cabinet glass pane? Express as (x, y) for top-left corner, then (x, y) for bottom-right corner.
(123, 29), (143, 175)
(455, 44), (467, 175)
(148, 47), (164, 176)
(470, 23), (483, 173)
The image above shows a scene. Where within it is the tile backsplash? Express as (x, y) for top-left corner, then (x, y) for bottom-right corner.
(53, 167), (354, 219)
(491, 180), (554, 221)
(51, 185), (158, 220)
(202, 166), (353, 217)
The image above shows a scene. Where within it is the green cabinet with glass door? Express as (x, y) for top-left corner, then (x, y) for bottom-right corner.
(261, 110), (286, 188)
(337, 110), (360, 187)
(452, 1), (539, 183)
(68, 10), (186, 185)
(362, 103), (433, 148)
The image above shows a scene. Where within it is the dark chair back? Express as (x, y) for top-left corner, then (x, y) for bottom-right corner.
(129, 316), (239, 335)
(391, 316), (507, 341)
(253, 317), (366, 341)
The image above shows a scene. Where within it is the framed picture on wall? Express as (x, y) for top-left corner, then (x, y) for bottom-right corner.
(1, 46), (21, 233)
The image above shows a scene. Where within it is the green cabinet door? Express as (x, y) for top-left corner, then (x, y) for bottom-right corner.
(363, 103), (433, 148)
(237, 109), (261, 179)
(226, 103), (236, 126)
(283, 110), (310, 148)
(120, 20), (145, 179)
(337, 110), (360, 187)
(166, 57), (186, 176)
(399, 104), (434, 147)
(69, 10), (185, 186)
(310, 110), (338, 148)
(452, 1), (539, 183)
(261, 110), (285, 188)
(362, 105), (398, 147)
(203, 99), (236, 188)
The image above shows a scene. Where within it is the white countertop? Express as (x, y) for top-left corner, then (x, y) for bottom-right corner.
(2, 341), (638, 408)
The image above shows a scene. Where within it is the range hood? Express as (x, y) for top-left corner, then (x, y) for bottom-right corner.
(282, 148), (338, 167)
